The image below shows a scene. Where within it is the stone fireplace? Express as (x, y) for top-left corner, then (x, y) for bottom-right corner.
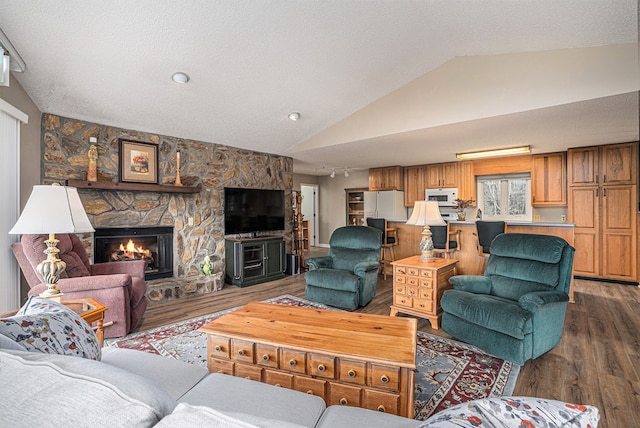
(40, 113), (294, 303)
(94, 227), (174, 280)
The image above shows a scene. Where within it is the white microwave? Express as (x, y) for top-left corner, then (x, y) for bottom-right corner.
(425, 188), (458, 207)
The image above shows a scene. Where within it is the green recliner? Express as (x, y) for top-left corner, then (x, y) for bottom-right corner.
(440, 233), (575, 366)
(305, 226), (382, 310)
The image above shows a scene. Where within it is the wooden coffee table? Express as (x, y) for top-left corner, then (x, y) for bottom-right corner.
(199, 302), (417, 417)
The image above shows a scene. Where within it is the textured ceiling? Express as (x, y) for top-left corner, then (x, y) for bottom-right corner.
(0, 0), (638, 176)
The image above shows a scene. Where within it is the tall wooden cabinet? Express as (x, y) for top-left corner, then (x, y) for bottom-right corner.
(567, 142), (638, 282)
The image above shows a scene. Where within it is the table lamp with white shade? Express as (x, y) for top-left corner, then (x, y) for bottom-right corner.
(406, 200), (445, 261)
(9, 184), (95, 300)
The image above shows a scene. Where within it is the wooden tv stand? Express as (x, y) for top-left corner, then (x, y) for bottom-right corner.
(199, 302), (417, 417)
(224, 237), (285, 287)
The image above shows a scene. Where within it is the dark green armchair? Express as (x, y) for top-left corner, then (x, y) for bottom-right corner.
(305, 226), (382, 310)
(440, 233), (575, 366)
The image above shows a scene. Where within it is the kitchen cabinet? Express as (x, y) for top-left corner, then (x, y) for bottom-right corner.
(425, 162), (458, 189)
(403, 165), (427, 207)
(567, 142), (638, 282)
(457, 161), (475, 203)
(531, 152), (567, 206)
(369, 166), (404, 191)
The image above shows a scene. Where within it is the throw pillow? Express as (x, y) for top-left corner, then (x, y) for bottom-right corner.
(0, 297), (101, 360)
(419, 396), (600, 428)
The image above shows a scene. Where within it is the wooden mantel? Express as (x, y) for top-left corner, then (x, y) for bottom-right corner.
(66, 179), (201, 194)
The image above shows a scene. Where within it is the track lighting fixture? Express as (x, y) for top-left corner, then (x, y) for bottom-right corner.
(330, 169), (336, 178)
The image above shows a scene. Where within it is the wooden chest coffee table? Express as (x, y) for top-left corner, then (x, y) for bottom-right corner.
(199, 302), (417, 417)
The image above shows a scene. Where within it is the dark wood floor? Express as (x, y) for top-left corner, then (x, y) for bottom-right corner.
(138, 248), (639, 428)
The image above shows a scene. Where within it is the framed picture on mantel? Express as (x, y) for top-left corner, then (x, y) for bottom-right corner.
(119, 139), (158, 184)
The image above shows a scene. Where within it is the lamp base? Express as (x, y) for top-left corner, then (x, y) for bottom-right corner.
(35, 233), (67, 303)
(39, 289), (64, 302)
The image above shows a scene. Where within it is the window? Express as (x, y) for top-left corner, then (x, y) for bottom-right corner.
(477, 173), (532, 222)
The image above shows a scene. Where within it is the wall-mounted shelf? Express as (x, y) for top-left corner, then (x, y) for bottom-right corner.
(66, 180), (201, 194)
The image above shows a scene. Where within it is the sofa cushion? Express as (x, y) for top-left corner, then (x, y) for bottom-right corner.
(0, 332), (26, 351)
(316, 405), (423, 428)
(440, 291), (532, 339)
(0, 350), (176, 427)
(418, 396), (600, 427)
(156, 403), (308, 428)
(0, 297), (101, 360)
(179, 373), (326, 428)
(101, 347), (209, 400)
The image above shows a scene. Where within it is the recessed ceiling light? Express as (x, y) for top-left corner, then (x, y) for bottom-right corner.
(171, 72), (190, 84)
(288, 112), (300, 121)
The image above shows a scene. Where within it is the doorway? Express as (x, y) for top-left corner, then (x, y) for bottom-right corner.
(300, 184), (319, 247)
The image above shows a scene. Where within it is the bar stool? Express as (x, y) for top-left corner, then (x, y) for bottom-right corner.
(366, 218), (398, 280)
(431, 221), (461, 259)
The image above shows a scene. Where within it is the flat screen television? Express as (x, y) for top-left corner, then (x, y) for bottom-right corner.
(224, 187), (285, 235)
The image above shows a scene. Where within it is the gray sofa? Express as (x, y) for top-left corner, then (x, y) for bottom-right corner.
(0, 345), (422, 428)
(0, 297), (599, 427)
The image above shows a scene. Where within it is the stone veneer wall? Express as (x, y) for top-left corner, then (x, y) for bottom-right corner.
(41, 113), (293, 301)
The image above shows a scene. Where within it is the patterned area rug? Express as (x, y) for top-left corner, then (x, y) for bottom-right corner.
(106, 294), (519, 420)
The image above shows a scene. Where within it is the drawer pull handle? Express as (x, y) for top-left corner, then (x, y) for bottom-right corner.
(244, 376), (251, 380)
(289, 359), (296, 367)
(238, 349), (245, 356)
(348, 370), (356, 378)
(318, 364), (326, 372)
(377, 405), (386, 412)
(339, 398), (348, 406)
(306, 390), (314, 395)
(275, 383), (281, 387)
(380, 375), (389, 384)
(215, 345), (221, 352)
(216, 370), (224, 373)
(262, 354), (269, 361)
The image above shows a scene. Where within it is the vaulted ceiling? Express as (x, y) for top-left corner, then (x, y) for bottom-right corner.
(1, 1), (638, 175)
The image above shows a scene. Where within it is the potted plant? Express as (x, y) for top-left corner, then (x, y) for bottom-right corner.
(454, 198), (475, 221)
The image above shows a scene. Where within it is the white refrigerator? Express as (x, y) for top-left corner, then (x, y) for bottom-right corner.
(363, 190), (407, 221)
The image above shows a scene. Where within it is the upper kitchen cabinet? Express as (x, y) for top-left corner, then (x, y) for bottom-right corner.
(426, 162), (458, 188)
(531, 152), (567, 206)
(369, 166), (404, 191)
(403, 165), (427, 207)
(568, 143), (637, 187)
(457, 161), (476, 203)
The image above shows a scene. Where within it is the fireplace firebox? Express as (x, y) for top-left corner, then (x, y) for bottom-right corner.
(94, 227), (174, 280)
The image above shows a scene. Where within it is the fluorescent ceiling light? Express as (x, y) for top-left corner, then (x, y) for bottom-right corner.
(456, 145), (530, 160)
(0, 27), (26, 72)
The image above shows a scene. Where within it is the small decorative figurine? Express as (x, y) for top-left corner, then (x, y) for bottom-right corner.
(87, 145), (98, 182)
(174, 150), (183, 186)
(200, 249), (213, 276)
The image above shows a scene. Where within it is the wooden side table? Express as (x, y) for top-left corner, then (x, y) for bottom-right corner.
(390, 256), (457, 329)
(1, 298), (108, 346)
(64, 298), (108, 346)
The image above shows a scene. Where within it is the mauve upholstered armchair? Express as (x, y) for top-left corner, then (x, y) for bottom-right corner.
(12, 233), (148, 338)
(440, 233), (575, 366)
(304, 226), (382, 310)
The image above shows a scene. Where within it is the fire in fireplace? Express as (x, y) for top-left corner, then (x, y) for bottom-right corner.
(94, 227), (173, 280)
